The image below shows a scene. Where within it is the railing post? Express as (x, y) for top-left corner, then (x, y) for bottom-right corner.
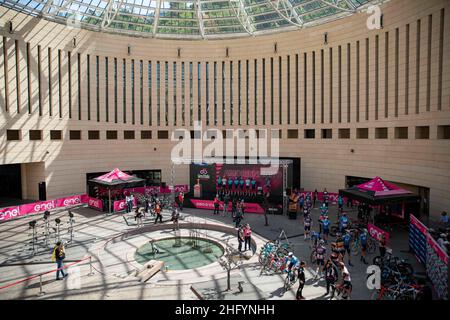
(88, 257), (94, 276)
(37, 275), (45, 297)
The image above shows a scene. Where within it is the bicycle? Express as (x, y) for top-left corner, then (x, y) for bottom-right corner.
(283, 267), (298, 291)
(331, 282), (352, 300)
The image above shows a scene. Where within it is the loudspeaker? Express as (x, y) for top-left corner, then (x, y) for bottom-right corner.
(38, 182), (46, 201)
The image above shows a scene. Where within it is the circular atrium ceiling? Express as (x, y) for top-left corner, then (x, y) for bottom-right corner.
(1, 0), (377, 39)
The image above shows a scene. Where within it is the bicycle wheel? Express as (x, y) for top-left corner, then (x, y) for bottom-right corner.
(373, 256), (383, 267)
(330, 226), (339, 237)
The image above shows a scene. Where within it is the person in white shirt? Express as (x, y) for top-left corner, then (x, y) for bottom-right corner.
(339, 262), (352, 299)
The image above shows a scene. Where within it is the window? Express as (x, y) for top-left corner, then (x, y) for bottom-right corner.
(304, 129), (315, 139)
(437, 125), (450, 139)
(124, 130), (135, 140)
(321, 129), (332, 139)
(415, 126), (429, 139)
(287, 129), (298, 139)
(375, 127), (388, 139)
(88, 130), (100, 140)
(69, 130), (81, 140)
(157, 130), (169, 139)
(357, 128), (369, 139)
(50, 130), (62, 140)
(106, 130), (118, 140)
(6, 130), (20, 141)
(141, 130), (152, 139)
(395, 127), (408, 139)
(339, 129), (350, 139)
(190, 130), (202, 139)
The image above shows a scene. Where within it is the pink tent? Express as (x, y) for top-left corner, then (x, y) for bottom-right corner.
(94, 168), (135, 184)
(356, 176), (412, 196)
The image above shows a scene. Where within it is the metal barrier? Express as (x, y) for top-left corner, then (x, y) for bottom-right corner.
(0, 256), (94, 296)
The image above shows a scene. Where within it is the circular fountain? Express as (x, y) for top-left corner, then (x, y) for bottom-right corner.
(134, 237), (224, 270)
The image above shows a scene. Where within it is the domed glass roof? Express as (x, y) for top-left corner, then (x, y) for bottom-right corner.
(0, 0), (376, 39)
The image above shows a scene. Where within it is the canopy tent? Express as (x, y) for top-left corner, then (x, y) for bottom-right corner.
(339, 176), (419, 205)
(88, 168), (145, 214)
(339, 177), (420, 221)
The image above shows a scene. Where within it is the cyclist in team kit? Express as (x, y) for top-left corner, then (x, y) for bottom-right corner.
(322, 215), (330, 244)
(284, 252), (300, 273)
(304, 214), (313, 240)
(314, 240), (327, 279)
(342, 231), (353, 266)
(360, 229), (369, 264)
(339, 212), (350, 233)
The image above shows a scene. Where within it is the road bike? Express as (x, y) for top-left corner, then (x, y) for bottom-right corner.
(283, 267), (298, 291)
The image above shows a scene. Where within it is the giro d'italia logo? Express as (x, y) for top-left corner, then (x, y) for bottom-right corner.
(66, 12), (82, 30)
(198, 168), (210, 180)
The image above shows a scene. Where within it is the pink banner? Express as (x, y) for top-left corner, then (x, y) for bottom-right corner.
(0, 206), (21, 222)
(56, 195), (84, 208)
(88, 197), (103, 211)
(0, 194), (88, 222)
(410, 215), (428, 234)
(427, 233), (448, 264)
(19, 200), (57, 215)
(113, 198), (137, 212)
(368, 223), (390, 245)
(190, 199), (264, 214)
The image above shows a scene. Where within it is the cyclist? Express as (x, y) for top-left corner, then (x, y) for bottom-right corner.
(304, 214), (312, 240)
(335, 234), (345, 262)
(322, 215), (330, 244)
(284, 252), (299, 270)
(299, 195), (305, 210)
(339, 212), (350, 233)
(342, 231), (353, 266)
(234, 176), (240, 195)
(314, 240), (327, 279)
(222, 176), (228, 191)
(338, 195), (344, 213)
(324, 259), (338, 298)
(250, 177), (257, 196)
(311, 230), (321, 247)
(338, 262), (352, 299)
(296, 261), (307, 300)
(360, 229), (368, 264)
(217, 175), (222, 191)
(318, 210), (327, 234)
(245, 177), (251, 196)
(239, 176), (245, 195)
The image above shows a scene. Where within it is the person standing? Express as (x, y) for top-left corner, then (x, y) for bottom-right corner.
(234, 206), (243, 228)
(314, 240), (327, 279)
(322, 216), (330, 244)
(171, 207), (180, 231)
(304, 214), (312, 240)
(154, 201), (163, 224)
(135, 208), (144, 228)
(360, 229), (368, 264)
(324, 259), (338, 298)
(129, 194), (135, 212)
(213, 195), (220, 215)
(237, 225), (245, 252)
(343, 231), (353, 266)
(177, 192), (184, 211)
(379, 234), (387, 258)
(52, 241), (68, 280)
(223, 193), (230, 216)
(313, 190), (318, 208)
(243, 224), (252, 251)
(296, 261), (306, 300)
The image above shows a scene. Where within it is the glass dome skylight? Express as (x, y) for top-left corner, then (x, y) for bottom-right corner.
(0, 0), (376, 39)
